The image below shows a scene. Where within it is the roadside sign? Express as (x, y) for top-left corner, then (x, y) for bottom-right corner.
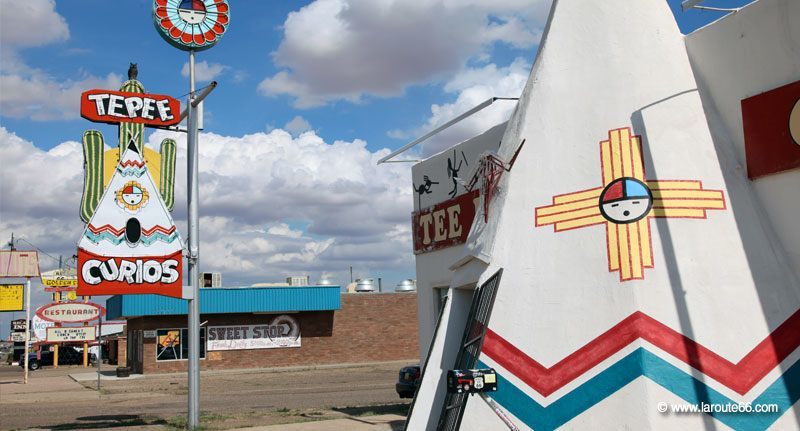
(11, 319), (27, 331)
(41, 268), (78, 290)
(80, 89), (181, 127)
(0, 284), (24, 311)
(11, 332), (26, 342)
(36, 302), (105, 324)
(32, 315), (54, 341)
(46, 326), (97, 342)
(0, 251), (40, 278)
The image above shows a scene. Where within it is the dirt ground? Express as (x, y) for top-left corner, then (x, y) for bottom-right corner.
(0, 361), (411, 430)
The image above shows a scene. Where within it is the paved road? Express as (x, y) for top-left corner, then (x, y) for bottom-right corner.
(0, 361), (411, 430)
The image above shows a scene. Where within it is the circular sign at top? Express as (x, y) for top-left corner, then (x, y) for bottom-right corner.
(153, 0), (229, 51)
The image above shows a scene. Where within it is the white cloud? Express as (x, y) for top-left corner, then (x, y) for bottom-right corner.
(259, 0), (551, 108)
(399, 58), (531, 156)
(284, 116), (312, 136)
(0, 71), (123, 120)
(0, 0), (68, 51)
(0, 126), (415, 288)
(181, 61), (230, 83)
(0, 0), (122, 120)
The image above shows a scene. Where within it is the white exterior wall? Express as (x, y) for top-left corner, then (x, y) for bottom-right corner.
(685, 0), (800, 275)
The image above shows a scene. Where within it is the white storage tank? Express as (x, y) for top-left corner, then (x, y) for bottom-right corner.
(355, 278), (377, 292)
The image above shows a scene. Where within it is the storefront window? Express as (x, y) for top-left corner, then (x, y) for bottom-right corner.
(156, 328), (206, 361)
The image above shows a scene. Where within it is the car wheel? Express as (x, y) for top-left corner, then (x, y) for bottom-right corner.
(29, 360), (40, 370)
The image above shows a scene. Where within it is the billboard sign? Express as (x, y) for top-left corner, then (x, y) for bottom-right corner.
(41, 268), (78, 291)
(77, 141), (184, 298)
(0, 250), (40, 278)
(208, 315), (301, 351)
(0, 284), (24, 311)
(80, 89), (180, 127)
(46, 326), (97, 343)
(36, 302), (105, 324)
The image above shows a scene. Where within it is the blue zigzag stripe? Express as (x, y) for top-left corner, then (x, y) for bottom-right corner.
(116, 166), (146, 177)
(84, 231), (179, 246)
(479, 348), (800, 431)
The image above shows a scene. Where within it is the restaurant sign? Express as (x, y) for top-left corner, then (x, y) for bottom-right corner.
(36, 302), (105, 324)
(413, 190), (480, 254)
(80, 89), (180, 127)
(208, 315), (301, 351)
(46, 326), (97, 343)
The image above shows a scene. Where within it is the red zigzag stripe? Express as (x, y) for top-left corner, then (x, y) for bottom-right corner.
(88, 224), (176, 236)
(483, 309), (800, 396)
(119, 160), (146, 168)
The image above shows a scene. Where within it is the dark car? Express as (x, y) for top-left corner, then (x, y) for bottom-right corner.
(396, 364), (421, 398)
(19, 347), (96, 370)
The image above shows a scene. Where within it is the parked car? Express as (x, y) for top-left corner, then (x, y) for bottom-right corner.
(396, 364), (421, 398)
(19, 347), (96, 370)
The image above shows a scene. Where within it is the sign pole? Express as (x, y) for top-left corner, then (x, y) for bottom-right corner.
(97, 316), (102, 391)
(187, 48), (201, 430)
(23, 277), (30, 384)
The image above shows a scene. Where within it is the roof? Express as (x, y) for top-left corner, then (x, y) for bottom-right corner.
(106, 286), (341, 319)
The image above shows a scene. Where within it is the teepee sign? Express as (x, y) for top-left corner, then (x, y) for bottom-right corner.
(77, 69), (183, 299)
(77, 141), (184, 298)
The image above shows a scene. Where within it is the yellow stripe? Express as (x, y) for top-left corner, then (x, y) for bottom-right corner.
(610, 130), (622, 179)
(618, 224), (631, 280)
(553, 188), (602, 204)
(647, 180), (701, 190)
(601, 141), (614, 185)
(653, 199), (725, 209)
(639, 218), (653, 267)
(554, 214), (605, 231)
(631, 136), (644, 180)
(536, 198), (597, 216)
(538, 207), (601, 226)
(651, 189), (724, 200)
(607, 223), (619, 271)
(620, 128), (633, 177)
(628, 221), (643, 279)
(651, 208), (707, 217)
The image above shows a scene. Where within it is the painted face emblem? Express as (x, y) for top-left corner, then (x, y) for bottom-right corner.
(599, 177), (653, 224)
(178, 0), (207, 24)
(116, 181), (150, 212)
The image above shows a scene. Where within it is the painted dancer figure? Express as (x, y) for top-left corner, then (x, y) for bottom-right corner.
(447, 150), (468, 198)
(415, 175), (439, 209)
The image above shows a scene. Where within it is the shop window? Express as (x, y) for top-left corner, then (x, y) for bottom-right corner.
(156, 328), (206, 361)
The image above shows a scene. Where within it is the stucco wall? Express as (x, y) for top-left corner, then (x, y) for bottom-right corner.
(685, 0), (800, 275)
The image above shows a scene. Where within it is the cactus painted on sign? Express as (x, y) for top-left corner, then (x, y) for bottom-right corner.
(80, 78), (177, 223)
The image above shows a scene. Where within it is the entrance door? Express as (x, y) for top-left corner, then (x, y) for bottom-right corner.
(127, 330), (144, 374)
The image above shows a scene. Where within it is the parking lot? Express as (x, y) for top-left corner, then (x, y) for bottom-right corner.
(0, 361), (410, 430)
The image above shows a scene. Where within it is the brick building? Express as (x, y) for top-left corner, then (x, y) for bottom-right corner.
(106, 286), (418, 374)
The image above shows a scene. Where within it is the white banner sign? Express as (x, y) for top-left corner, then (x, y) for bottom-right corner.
(46, 326), (97, 342)
(208, 315), (300, 351)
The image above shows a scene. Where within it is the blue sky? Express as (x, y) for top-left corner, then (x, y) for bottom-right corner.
(0, 0), (754, 325)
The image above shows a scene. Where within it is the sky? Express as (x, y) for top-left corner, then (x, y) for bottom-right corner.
(0, 0), (755, 327)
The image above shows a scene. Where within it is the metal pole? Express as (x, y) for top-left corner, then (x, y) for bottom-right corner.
(187, 48), (201, 430)
(23, 277), (30, 384)
(97, 316), (102, 391)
